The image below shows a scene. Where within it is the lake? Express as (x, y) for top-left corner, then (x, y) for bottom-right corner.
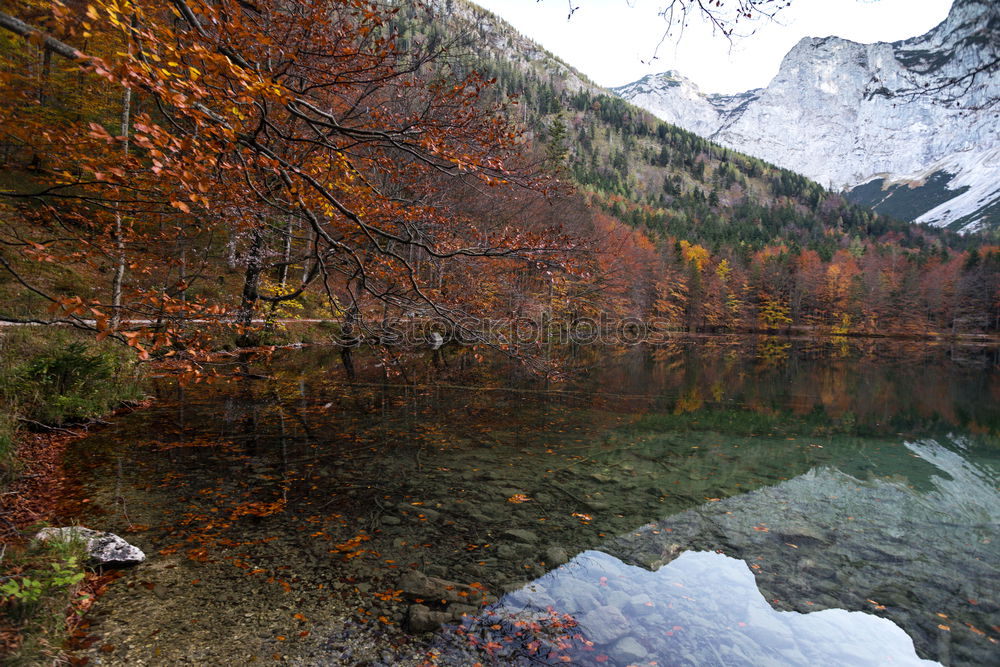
(61, 337), (999, 665)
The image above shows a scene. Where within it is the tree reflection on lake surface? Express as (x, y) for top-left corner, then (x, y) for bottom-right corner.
(63, 338), (999, 665)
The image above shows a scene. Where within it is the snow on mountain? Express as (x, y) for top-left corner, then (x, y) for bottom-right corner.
(613, 0), (1000, 232)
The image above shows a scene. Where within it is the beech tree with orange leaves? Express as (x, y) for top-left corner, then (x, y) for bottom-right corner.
(0, 0), (573, 359)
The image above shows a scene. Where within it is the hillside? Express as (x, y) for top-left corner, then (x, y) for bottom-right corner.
(399, 1), (974, 252)
(382, 1), (1000, 336)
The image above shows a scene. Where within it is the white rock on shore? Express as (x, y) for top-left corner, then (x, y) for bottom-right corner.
(35, 526), (146, 566)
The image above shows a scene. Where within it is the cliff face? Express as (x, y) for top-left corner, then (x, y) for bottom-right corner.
(614, 0), (1000, 232)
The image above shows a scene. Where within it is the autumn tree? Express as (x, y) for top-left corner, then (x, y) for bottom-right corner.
(0, 0), (574, 357)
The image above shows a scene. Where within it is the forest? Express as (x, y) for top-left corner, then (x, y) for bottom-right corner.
(0, 0), (998, 363)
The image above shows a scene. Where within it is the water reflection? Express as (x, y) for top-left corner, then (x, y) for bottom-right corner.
(449, 550), (937, 666)
(60, 340), (1000, 665)
(428, 432), (996, 666)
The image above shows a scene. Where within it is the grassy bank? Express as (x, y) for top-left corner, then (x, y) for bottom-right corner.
(0, 328), (144, 483)
(0, 327), (145, 662)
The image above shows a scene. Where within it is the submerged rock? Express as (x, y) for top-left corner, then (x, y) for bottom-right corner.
(579, 605), (629, 644)
(398, 570), (486, 605)
(502, 528), (538, 544)
(614, 636), (648, 663)
(544, 545), (569, 566)
(406, 603), (451, 633)
(36, 526), (146, 566)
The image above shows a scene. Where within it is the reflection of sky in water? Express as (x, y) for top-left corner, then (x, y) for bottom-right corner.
(60, 344), (1000, 665)
(904, 437), (1000, 525)
(494, 550), (937, 667)
(448, 436), (1000, 666)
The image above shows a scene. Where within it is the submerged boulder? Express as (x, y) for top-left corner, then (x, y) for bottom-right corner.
(399, 569), (488, 605)
(35, 526), (145, 566)
(406, 604), (451, 633)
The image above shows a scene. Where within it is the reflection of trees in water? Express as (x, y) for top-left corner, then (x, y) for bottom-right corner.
(575, 340), (1000, 435)
(64, 340), (999, 663)
(183, 340), (1000, 451)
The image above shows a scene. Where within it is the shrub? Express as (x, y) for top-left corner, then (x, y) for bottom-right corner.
(0, 332), (143, 427)
(0, 530), (89, 665)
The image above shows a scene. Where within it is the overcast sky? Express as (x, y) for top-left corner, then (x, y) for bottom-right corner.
(470, 0), (954, 94)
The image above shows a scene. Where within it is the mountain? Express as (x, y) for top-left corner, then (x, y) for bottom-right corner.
(393, 1), (967, 254)
(613, 0), (1000, 233)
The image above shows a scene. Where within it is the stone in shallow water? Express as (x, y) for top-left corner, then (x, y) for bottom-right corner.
(406, 604), (451, 633)
(447, 603), (478, 620)
(496, 544), (518, 560)
(545, 545), (569, 566)
(399, 569), (485, 605)
(503, 528), (538, 544)
(35, 526), (145, 566)
(613, 636), (648, 663)
(578, 605), (630, 644)
(626, 593), (657, 616)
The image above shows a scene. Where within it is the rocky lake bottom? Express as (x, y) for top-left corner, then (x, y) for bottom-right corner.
(55, 340), (1000, 665)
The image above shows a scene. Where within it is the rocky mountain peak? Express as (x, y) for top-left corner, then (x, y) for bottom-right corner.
(615, 0), (1000, 232)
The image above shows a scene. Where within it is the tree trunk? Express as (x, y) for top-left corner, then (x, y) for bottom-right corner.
(110, 18), (135, 328)
(38, 48), (51, 104)
(265, 218), (293, 330)
(237, 226), (265, 339)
